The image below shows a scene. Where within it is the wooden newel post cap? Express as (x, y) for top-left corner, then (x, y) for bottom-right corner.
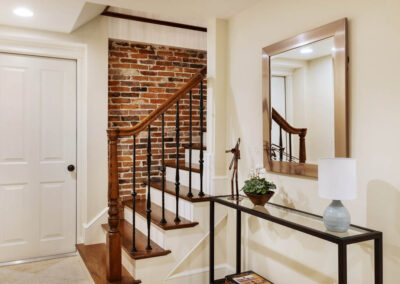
(107, 128), (119, 140)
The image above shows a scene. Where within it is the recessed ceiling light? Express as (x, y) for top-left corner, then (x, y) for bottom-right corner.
(300, 47), (313, 54)
(13, 7), (34, 17)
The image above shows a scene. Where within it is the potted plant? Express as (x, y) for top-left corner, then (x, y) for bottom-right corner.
(241, 168), (276, 206)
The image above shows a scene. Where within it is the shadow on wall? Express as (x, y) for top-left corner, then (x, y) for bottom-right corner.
(367, 180), (400, 283)
(247, 236), (336, 283)
(226, 85), (259, 188)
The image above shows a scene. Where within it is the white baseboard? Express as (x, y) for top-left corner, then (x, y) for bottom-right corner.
(82, 207), (108, 245)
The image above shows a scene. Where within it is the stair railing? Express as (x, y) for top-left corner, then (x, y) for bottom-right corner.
(271, 107), (307, 163)
(106, 66), (206, 281)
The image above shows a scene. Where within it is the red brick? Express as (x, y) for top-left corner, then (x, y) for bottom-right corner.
(112, 63), (131, 68)
(157, 71), (174, 77)
(108, 39), (206, 199)
(130, 53), (148, 59)
(147, 87), (164, 93)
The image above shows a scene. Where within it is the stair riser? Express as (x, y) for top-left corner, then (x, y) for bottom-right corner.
(166, 166), (201, 190)
(149, 187), (194, 221)
(124, 206), (166, 248)
(184, 148), (201, 165)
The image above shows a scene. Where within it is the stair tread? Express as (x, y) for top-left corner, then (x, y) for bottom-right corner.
(165, 161), (201, 173)
(123, 198), (199, 230)
(145, 180), (210, 203)
(183, 143), (207, 151)
(76, 243), (141, 284)
(101, 220), (171, 260)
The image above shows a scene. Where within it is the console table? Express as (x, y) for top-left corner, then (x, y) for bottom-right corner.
(209, 195), (383, 284)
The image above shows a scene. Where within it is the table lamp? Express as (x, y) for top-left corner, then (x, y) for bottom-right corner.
(318, 158), (357, 232)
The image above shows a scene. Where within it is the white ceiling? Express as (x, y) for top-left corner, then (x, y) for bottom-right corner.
(0, 0), (261, 33)
(0, 1), (104, 33)
(93, 0), (261, 23)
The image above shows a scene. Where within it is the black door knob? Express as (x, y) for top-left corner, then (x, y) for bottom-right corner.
(67, 165), (75, 172)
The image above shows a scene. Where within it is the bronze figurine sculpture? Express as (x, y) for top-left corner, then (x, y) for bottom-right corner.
(226, 138), (242, 201)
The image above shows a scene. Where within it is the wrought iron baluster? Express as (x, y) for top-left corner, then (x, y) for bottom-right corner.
(161, 114), (167, 224)
(146, 126), (152, 250)
(279, 126), (283, 161)
(289, 133), (292, 162)
(131, 135), (137, 252)
(187, 90), (193, 198)
(175, 101), (181, 222)
(199, 80), (205, 197)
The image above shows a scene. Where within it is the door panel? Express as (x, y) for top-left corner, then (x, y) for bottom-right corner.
(0, 67), (27, 162)
(0, 53), (76, 263)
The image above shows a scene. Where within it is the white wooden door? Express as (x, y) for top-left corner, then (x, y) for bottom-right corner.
(0, 53), (76, 263)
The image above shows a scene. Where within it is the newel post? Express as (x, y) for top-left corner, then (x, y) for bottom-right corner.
(106, 129), (122, 281)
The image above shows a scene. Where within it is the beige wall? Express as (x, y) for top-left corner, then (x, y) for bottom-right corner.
(290, 56), (335, 163)
(225, 0), (400, 282)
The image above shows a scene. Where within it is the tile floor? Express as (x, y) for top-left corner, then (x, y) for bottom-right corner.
(0, 255), (94, 284)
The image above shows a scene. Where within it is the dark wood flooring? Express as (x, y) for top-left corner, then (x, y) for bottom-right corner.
(76, 243), (141, 284)
(123, 199), (199, 230)
(145, 180), (210, 202)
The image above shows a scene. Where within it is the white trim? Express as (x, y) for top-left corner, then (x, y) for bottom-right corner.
(83, 207), (108, 245)
(0, 252), (78, 267)
(165, 214), (228, 280)
(167, 264), (234, 280)
(0, 36), (88, 245)
(83, 207), (108, 229)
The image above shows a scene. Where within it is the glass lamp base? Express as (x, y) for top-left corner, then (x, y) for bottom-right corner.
(323, 200), (351, 233)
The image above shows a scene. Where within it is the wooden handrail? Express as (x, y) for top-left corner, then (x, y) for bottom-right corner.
(272, 107), (307, 163)
(272, 108), (307, 136)
(114, 66), (207, 138)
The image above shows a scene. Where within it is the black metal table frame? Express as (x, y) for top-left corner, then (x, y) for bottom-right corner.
(209, 195), (383, 284)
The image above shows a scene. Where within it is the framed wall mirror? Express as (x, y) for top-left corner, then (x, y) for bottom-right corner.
(262, 18), (349, 178)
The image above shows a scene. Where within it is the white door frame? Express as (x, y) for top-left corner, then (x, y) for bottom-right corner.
(0, 36), (87, 244)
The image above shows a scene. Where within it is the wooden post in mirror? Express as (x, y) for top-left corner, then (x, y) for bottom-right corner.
(262, 18), (349, 178)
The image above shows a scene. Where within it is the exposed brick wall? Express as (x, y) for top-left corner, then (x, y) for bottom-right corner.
(108, 39), (207, 198)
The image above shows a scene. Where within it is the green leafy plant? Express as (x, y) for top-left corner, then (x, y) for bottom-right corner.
(241, 178), (276, 195)
(241, 168), (276, 195)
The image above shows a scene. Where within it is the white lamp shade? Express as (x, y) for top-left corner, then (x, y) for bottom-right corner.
(318, 158), (357, 200)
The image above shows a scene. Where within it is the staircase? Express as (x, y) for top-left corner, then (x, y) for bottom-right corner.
(78, 67), (211, 283)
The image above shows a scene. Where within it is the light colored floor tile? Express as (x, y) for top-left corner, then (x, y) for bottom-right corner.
(0, 256), (93, 284)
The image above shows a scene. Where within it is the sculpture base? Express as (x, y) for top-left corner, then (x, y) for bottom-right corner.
(227, 195), (243, 201)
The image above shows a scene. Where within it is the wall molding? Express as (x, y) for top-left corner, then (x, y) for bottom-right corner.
(83, 207), (108, 245)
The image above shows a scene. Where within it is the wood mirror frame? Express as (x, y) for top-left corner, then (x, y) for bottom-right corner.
(262, 18), (349, 178)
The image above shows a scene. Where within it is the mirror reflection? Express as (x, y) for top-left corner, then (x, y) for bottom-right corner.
(270, 37), (335, 164)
